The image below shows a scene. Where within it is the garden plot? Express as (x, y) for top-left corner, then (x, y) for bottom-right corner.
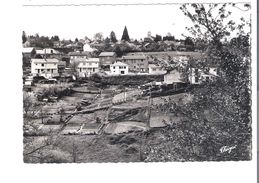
(38, 124), (63, 135)
(61, 123), (83, 135)
(104, 121), (148, 134)
(68, 114), (95, 124)
(79, 123), (103, 135)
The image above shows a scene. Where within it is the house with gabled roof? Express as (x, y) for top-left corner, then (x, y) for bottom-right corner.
(31, 58), (59, 78)
(110, 62), (129, 75)
(76, 58), (100, 77)
(68, 51), (90, 63)
(99, 52), (117, 66)
(121, 53), (148, 73)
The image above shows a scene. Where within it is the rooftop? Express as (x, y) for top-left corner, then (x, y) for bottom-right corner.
(99, 52), (116, 57)
(122, 53), (146, 60)
(22, 47), (35, 53)
(76, 58), (100, 62)
(31, 58), (59, 63)
(111, 62), (128, 66)
(36, 48), (60, 55)
(68, 51), (90, 56)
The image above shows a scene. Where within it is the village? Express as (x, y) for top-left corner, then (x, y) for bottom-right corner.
(23, 27), (220, 138)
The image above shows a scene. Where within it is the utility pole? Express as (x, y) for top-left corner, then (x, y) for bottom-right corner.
(41, 108), (44, 124)
(147, 85), (152, 128)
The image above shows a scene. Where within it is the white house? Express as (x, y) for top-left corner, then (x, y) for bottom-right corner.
(83, 43), (95, 52)
(110, 62), (129, 75)
(36, 48), (60, 55)
(77, 58), (100, 77)
(189, 67), (219, 84)
(163, 69), (184, 84)
(68, 51), (90, 63)
(31, 58), (59, 78)
(148, 64), (167, 75)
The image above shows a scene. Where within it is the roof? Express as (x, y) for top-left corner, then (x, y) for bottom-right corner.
(99, 52), (116, 57)
(36, 48), (60, 55)
(164, 69), (184, 83)
(149, 64), (161, 68)
(122, 55), (146, 60)
(68, 51), (90, 56)
(22, 47), (35, 53)
(77, 58), (99, 62)
(111, 62), (128, 66)
(31, 58), (59, 63)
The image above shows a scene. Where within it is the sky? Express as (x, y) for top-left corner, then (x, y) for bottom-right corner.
(22, 2), (251, 41)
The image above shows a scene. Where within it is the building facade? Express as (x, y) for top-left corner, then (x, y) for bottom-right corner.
(99, 52), (117, 66)
(148, 64), (167, 75)
(188, 67), (219, 84)
(121, 53), (148, 73)
(35, 48), (63, 60)
(31, 58), (59, 78)
(68, 51), (90, 63)
(77, 58), (100, 77)
(110, 62), (129, 75)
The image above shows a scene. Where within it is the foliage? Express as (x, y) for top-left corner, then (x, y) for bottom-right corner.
(154, 34), (162, 42)
(50, 35), (60, 42)
(93, 32), (104, 42)
(22, 31), (27, 44)
(142, 3), (252, 162)
(110, 31), (117, 43)
(121, 26), (130, 41)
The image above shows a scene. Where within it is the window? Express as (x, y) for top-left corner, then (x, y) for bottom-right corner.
(216, 68), (220, 75)
(195, 76), (199, 83)
(47, 69), (50, 72)
(194, 68), (198, 74)
(41, 69), (44, 72)
(152, 68), (156, 71)
(113, 66), (115, 69)
(83, 62), (86, 65)
(41, 64), (44, 67)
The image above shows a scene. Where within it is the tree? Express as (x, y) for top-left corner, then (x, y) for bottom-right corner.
(184, 37), (194, 46)
(184, 37), (195, 51)
(110, 31), (117, 43)
(163, 35), (175, 41)
(69, 61), (79, 78)
(154, 34), (162, 42)
(51, 35), (60, 42)
(104, 37), (111, 44)
(22, 31), (27, 44)
(143, 3), (252, 162)
(93, 32), (104, 42)
(75, 38), (79, 42)
(180, 3), (250, 49)
(180, 2), (251, 153)
(121, 26), (130, 41)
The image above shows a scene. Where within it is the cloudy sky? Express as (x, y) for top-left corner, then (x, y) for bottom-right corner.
(22, 1), (251, 41)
